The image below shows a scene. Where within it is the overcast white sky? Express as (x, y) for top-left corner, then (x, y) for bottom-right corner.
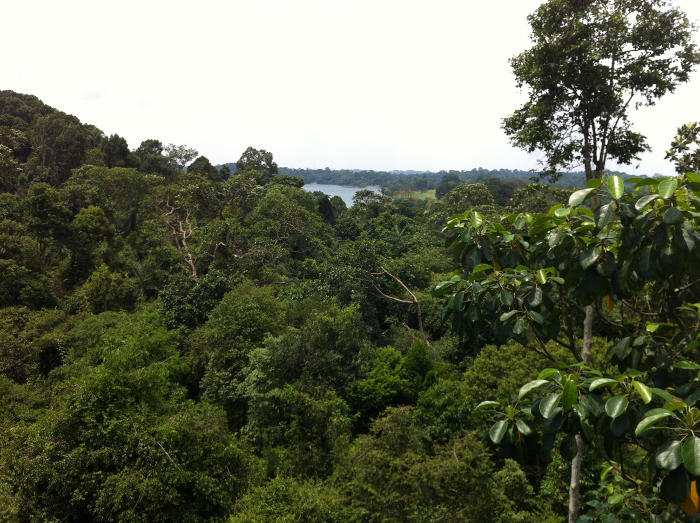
(4, 1), (700, 174)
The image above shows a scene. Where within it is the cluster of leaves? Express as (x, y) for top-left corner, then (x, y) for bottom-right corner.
(438, 172), (700, 517)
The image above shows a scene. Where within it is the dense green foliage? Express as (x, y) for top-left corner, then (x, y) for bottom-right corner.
(0, 2), (698, 518)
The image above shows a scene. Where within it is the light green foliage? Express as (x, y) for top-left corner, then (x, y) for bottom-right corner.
(462, 341), (573, 406)
(427, 183), (496, 227)
(230, 477), (355, 522)
(666, 122), (700, 174)
(348, 346), (414, 426)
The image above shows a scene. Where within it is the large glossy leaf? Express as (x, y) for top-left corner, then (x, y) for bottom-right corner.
(537, 368), (560, 380)
(663, 207), (683, 225)
(527, 287), (543, 307)
(635, 412), (673, 436)
(518, 380), (550, 399)
(569, 188), (596, 207)
(589, 378), (617, 391)
(561, 378), (578, 411)
(580, 247), (601, 270)
(539, 394), (561, 419)
(607, 175), (624, 200)
(489, 420), (508, 444)
(470, 212), (483, 228)
(597, 203), (616, 229)
(658, 179), (678, 199)
(516, 419), (532, 436)
(632, 381), (652, 404)
(605, 396), (628, 418)
(682, 436), (700, 476)
(499, 310), (518, 322)
(656, 440), (683, 470)
(635, 193), (659, 211)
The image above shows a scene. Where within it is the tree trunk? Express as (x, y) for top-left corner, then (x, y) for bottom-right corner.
(568, 304), (594, 522)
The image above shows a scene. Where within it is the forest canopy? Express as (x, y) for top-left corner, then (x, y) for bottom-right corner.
(0, 1), (699, 520)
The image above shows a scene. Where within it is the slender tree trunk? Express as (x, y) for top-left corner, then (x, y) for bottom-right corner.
(569, 304), (594, 522)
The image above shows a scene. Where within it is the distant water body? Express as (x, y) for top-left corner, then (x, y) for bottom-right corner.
(302, 183), (381, 206)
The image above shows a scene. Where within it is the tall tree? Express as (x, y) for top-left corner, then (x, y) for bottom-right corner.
(503, 0), (700, 183)
(235, 146), (278, 183)
(502, 5), (699, 517)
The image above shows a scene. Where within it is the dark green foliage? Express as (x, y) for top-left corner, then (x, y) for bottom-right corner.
(188, 155), (223, 182)
(235, 146), (278, 183)
(0, 309), (260, 521)
(101, 134), (132, 168)
(2, 84), (697, 521)
(333, 407), (540, 522)
(160, 270), (233, 329)
(503, 0), (700, 181)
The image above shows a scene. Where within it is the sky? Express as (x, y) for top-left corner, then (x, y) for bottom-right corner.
(4, 0), (700, 175)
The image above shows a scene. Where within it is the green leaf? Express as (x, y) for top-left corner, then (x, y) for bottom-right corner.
(527, 287), (543, 307)
(513, 318), (525, 335)
(471, 264), (493, 274)
(656, 440), (683, 470)
(499, 310), (518, 322)
(682, 436), (700, 476)
(635, 412), (673, 436)
(632, 381), (652, 404)
(473, 400), (500, 412)
(605, 396), (629, 418)
(537, 368), (560, 380)
(554, 207), (571, 218)
(589, 378), (617, 391)
(651, 388), (674, 402)
(675, 361), (700, 370)
(569, 188), (596, 207)
(516, 419), (532, 436)
(657, 179), (678, 199)
(579, 247), (600, 270)
(586, 177), (603, 189)
(536, 269), (548, 285)
(596, 203), (616, 229)
(518, 380), (550, 399)
(489, 420), (508, 444)
(635, 193), (659, 211)
(529, 310), (544, 325)
(607, 175), (624, 200)
(539, 394), (561, 419)
(561, 378), (578, 411)
(470, 212), (483, 228)
(663, 207), (683, 225)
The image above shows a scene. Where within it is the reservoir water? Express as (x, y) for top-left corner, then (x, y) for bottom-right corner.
(302, 183), (381, 206)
